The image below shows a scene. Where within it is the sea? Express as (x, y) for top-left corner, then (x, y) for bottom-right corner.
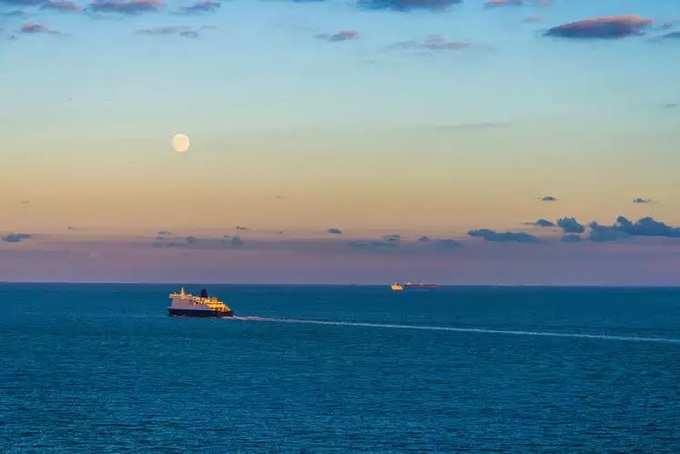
(1, 284), (680, 453)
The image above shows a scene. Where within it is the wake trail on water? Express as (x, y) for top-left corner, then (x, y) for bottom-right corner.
(231, 316), (680, 345)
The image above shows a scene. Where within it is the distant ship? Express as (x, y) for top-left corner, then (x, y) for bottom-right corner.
(390, 283), (405, 292)
(390, 282), (439, 291)
(168, 288), (234, 317)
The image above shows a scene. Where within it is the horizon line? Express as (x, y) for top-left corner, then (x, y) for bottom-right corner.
(2, 281), (680, 289)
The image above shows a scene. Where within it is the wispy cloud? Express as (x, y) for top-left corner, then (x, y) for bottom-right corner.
(136, 25), (199, 38)
(327, 228), (343, 235)
(177, 0), (219, 14)
(2, 233), (32, 243)
(2, 10), (28, 17)
(358, 0), (461, 12)
(523, 16), (543, 24)
(533, 218), (555, 228)
(468, 229), (538, 243)
(316, 30), (359, 42)
(633, 197), (652, 204)
(391, 35), (471, 52)
(41, 0), (80, 12)
(485, 0), (522, 9)
(541, 195), (557, 202)
(658, 31), (680, 40)
(348, 239), (399, 250)
(89, 0), (161, 15)
(0, 0), (44, 5)
(545, 16), (653, 40)
(19, 23), (64, 35)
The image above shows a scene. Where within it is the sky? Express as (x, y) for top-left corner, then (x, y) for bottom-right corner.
(1, 0), (680, 284)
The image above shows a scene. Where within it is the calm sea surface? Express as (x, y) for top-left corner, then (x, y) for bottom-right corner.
(1, 284), (680, 452)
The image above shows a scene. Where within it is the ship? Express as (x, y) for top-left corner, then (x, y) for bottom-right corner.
(390, 282), (439, 291)
(168, 288), (234, 317)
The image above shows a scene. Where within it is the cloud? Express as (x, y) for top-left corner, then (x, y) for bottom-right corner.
(545, 16), (653, 40)
(663, 103), (678, 109)
(588, 216), (680, 242)
(468, 229), (538, 243)
(523, 16), (543, 23)
(177, 0), (219, 14)
(588, 223), (629, 243)
(633, 197), (652, 204)
(358, 0), (461, 12)
(541, 196), (557, 202)
(346, 234), (401, 250)
(659, 31), (680, 40)
(327, 228), (343, 235)
(316, 30), (359, 42)
(136, 26), (199, 38)
(414, 236), (461, 249)
(392, 35), (470, 52)
(557, 217), (585, 234)
(41, 0), (80, 11)
(616, 216), (680, 238)
(534, 218), (555, 227)
(236, 225), (249, 231)
(485, 0), (522, 8)
(561, 234), (582, 243)
(433, 239), (462, 249)
(89, 0), (161, 14)
(2, 10), (28, 17)
(348, 239), (398, 250)
(2, 233), (32, 243)
(0, 0), (43, 5)
(19, 23), (64, 35)
(153, 234), (247, 249)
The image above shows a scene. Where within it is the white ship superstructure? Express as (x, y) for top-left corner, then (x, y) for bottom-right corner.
(168, 288), (234, 317)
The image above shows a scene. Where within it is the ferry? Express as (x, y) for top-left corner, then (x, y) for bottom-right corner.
(168, 288), (234, 317)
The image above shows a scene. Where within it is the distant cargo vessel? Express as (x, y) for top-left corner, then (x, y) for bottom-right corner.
(168, 288), (234, 317)
(390, 282), (439, 292)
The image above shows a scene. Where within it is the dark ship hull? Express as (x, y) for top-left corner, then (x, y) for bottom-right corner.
(168, 308), (234, 318)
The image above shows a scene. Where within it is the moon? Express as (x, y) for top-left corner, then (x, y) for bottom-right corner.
(172, 133), (190, 153)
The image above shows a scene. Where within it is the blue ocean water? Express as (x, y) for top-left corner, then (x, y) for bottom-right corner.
(1, 284), (680, 453)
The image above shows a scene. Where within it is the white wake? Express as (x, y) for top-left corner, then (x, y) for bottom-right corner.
(231, 316), (680, 345)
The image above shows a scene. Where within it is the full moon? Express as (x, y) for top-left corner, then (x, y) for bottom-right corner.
(172, 133), (190, 153)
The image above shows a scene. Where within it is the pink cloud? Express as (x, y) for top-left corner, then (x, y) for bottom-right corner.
(545, 15), (653, 39)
